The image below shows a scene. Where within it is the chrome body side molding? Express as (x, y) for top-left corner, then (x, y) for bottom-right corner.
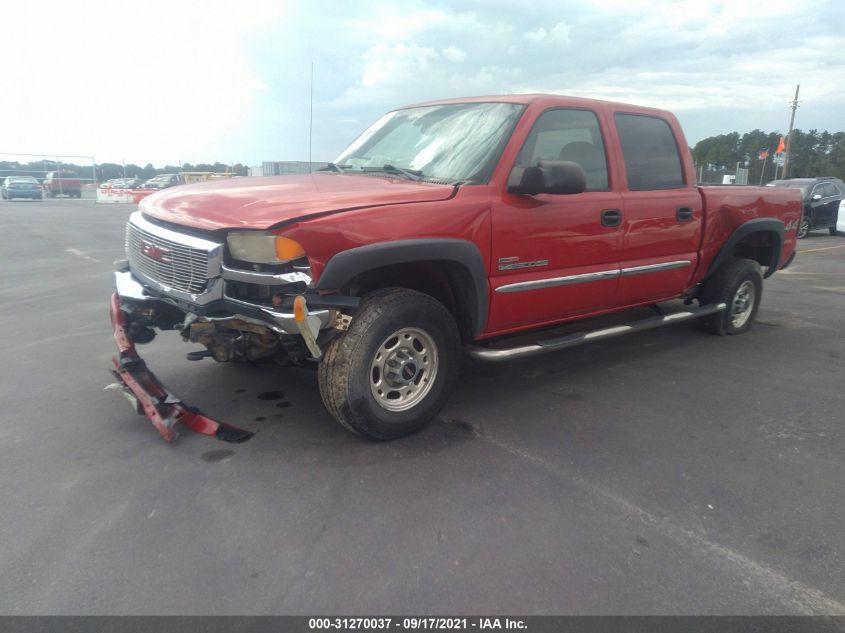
(494, 260), (692, 294)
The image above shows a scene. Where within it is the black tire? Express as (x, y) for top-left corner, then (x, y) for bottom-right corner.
(699, 257), (763, 336)
(318, 287), (461, 440)
(797, 217), (810, 239)
(829, 226), (838, 236)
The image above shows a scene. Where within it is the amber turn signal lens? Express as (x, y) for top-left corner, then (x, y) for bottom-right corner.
(293, 295), (307, 322)
(274, 237), (306, 262)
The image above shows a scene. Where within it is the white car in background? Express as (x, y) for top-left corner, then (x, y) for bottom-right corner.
(837, 198), (845, 235)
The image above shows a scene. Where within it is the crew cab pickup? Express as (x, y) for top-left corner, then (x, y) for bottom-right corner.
(109, 94), (801, 442)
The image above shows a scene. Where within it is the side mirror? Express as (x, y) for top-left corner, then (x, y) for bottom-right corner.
(507, 160), (587, 196)
(811, 193), (822, 201)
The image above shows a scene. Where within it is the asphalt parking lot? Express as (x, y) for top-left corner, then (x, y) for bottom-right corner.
(1, 197), (843, 615)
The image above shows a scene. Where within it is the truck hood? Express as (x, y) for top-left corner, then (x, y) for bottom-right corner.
(139, 173), (457, 231)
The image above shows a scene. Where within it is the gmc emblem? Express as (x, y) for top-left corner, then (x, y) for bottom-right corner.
(141, 241), (171, 263)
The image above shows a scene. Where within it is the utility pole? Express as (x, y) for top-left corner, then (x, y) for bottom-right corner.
(309, 61), (314, 173)
(782, 84), (800, 178)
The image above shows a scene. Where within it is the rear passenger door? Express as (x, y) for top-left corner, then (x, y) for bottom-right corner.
(613, 113), (703, 306)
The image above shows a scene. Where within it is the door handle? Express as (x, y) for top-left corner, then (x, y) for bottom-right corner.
(676, 207), (694, 222)
(601, 208), (622, 227)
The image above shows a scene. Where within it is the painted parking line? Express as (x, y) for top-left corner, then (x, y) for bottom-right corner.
(798, 244), (845, 254)
(65, 248), (101, 263)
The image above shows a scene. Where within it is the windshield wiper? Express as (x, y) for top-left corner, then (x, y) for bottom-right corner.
(318, 162), (351, 173)
(361, 164), (424, 181)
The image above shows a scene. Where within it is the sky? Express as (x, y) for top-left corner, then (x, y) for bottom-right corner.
(2, 0), (844, 167)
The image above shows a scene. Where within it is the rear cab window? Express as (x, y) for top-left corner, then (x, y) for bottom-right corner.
(614, 113), (685, 190)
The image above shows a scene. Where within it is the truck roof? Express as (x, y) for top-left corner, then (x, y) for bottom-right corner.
(400, 93), (675, 119)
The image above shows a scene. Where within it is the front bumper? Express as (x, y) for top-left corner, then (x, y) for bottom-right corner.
(114, 268), (333, 337)
(111, 269), (358, 443)
(108, 292), (254, 443)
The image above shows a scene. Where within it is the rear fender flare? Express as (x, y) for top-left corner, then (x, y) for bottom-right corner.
(315, 239), (489, 337)
(706, 218), (784, 279)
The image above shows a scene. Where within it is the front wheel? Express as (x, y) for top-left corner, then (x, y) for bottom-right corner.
(797, 217), (810, 239)
(699, 257), (763, 336)
(829, 226), (839, 236)
(318, 287), (461, 440)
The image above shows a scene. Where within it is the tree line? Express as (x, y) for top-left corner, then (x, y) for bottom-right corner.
(691, 128), (845, 184)
(5, 130), (843, 186)
(0, 160), (249, 182)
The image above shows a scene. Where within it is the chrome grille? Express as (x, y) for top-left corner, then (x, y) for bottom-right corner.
(126, 221), (212, 295)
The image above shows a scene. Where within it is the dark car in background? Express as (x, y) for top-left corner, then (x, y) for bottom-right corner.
(141, 174), (183, 189)
(766, 177), (844, 238)
(2, 176), (43, 200)
(43, 171), (82, 198)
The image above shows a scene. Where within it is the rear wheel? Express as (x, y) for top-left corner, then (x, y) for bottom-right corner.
(829, 226), (838, 236)
(318, 287), (461, 440)
(699, 257), (763, 336)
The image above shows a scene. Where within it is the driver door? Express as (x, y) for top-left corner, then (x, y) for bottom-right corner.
(488, 108), (623, 333)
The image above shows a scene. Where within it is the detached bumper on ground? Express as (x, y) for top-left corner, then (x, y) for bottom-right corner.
(108, 292), (254, 443)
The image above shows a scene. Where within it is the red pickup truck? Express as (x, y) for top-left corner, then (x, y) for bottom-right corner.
(109, 94), (801, 443)
(43, 170), (82, 198)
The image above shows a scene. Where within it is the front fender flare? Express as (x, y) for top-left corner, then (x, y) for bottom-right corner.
(315, 239), (489, 337)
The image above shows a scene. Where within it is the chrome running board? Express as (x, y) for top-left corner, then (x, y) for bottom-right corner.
(465, 303), (727, 362)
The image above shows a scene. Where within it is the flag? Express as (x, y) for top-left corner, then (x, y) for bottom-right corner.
(758, 149), (769, 160)
(776, 136), (785, 154)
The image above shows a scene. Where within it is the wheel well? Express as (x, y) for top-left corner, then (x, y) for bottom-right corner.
(342, 261), (477, 342)
(731, 230), (779, 273)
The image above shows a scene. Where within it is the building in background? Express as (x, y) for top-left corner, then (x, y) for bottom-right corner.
(249, 161), (328, 177)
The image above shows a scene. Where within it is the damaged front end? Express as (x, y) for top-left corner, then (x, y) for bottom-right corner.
(107, 211), (357, 442)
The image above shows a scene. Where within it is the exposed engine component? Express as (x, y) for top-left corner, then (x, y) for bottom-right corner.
(182, 319), (280, 362)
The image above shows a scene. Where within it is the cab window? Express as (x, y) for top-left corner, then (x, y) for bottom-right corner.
(615, 113), (685, 190)
(515, 108), (609, 191)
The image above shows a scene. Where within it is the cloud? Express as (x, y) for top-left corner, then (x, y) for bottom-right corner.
(442, 46), (468, 62)
(525, 28), (547, 42)
(525, 21), (570, 43)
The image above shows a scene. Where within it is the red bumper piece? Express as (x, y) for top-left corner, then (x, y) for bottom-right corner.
(109, 292), (253, 443)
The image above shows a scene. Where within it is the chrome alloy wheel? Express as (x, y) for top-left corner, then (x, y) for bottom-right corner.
(369, 327), (439, 412)
(797, 218), (810, 239)
(730, 280), (756, 329)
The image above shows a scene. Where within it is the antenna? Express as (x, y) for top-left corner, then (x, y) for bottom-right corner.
(309, 61), (314, 173)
